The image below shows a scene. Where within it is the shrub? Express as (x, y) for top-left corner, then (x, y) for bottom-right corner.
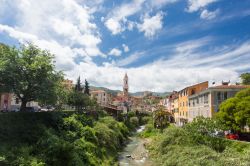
(147, 126), (250, 166)
(0, 112), (130, 165)
(184, 117), (227, 152)
(130, 117), (139, 128)
(141, 116), (151, 125)
(127, 111), (136, 118)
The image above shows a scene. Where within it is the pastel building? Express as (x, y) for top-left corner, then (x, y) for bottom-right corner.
(188, 84), (250, 122)
(177, 81), (208, 126)
(90, 90), (112, 107)
(0, 93), (39, 111)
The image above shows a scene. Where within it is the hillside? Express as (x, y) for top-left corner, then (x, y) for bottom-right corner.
(90, 86), (171, 97)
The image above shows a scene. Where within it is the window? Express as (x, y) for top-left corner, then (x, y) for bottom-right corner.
(196, 98), (199, 104)
(224, 92), (227, 100)
(186, 101), (188, 106)
(217, 92), (221, 100)
(15, 98), (19, 104)
(183, 102), (184, 107)
(191, 89), (195, 95)
(204, 94), (208, 104)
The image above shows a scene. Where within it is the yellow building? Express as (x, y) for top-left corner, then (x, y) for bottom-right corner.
(173, 94), (179, 125)
(177, 81), (208, 126)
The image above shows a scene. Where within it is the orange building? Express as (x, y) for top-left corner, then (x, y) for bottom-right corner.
(177, 81), (208, 126)
(62, 79), (73, 90)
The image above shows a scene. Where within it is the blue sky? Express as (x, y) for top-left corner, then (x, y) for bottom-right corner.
(0, 0), (250, 92)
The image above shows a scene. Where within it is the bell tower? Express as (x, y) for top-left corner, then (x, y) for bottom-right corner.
(123, 73), (129, 98)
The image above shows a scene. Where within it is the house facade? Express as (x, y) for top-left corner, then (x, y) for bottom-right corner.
(90, 90), (112, 107)
(0, 93), (39, 111)
(177, 81), (208, 126)
(188, 84), (250, 122)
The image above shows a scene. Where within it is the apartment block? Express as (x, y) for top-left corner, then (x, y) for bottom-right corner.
(177, 81), (208, 126)
(188, 84), (250, 122)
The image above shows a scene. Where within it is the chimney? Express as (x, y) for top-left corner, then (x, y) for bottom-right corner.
(222, 80), (230, 86)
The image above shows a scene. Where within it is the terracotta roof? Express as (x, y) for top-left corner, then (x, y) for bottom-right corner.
(209, 85), (250, 89)
(90, 90), (105, 93)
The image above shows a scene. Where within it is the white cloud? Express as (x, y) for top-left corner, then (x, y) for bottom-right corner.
(0, 0), (106, 68)
(186, 0), (218, 13)
(103, 0), (179, 35)
(0, 24), (77, 71)
(104, 0), (145, 34)
(116, 52), (143, 66)
(150, 0), (179, 8)
(108, 48), (122, 56)
(137, 12), (164, 38)
(1, 1), (249, 92)
(122, 44), (129, 52)
(200, 9), (219, 20)
(104, 18), (124, 35)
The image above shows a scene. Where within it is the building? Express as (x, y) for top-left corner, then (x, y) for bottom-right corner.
(111, 73), (131, 113)
(168, 91), (178, 114)
(188, 83), (250, 122)
(90, 90), (112, 107)
(62, 79), (73, 90)
(131, 96), (144, 112)
(0, 93), (12, 111)
(177, 81), (208, 126)
(159, 91), (178, 113)
(0, 93), (39, 111)
(173, 94), (179, 125)
(123, 73), (129, 100)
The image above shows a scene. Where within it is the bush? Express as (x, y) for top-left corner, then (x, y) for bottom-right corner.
(127, 111), (136, 118)
(184, 117), (227, 152)
(0, 112), (130, 165)
(130, 117), (139, 128)
(147, 126), (250, 166)
(141, 116), (151, 125)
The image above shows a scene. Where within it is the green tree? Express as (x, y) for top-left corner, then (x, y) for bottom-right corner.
(68, 91), (87, 111)
(153, 106), (171, 132)
(84, 79), (90, 95)
(75, 76), (82, 92)
(0, 43), (62, 111)
(240, 73), (250, 85)
(216, 88), (250, 131)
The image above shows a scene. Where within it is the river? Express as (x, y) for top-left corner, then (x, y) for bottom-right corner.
(118, 126), (154, 166)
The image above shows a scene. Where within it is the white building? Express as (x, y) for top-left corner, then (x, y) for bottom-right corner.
(188, 84), (250, 122)
(0, 93), (39, 111)
(90, 90), (112, 107)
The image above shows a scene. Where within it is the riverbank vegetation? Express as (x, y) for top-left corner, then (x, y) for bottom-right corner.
(0, 111), (146, 166)
(0, 108), (151, 166)
(141, 117), (250, 166)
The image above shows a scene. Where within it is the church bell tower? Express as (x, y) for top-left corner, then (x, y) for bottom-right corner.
(123, 73), (129, 98)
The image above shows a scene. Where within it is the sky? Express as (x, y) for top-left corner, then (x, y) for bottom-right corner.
(0, 0), (250, 92)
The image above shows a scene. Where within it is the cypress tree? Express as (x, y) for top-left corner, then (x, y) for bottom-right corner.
(84, 79), (90, 95)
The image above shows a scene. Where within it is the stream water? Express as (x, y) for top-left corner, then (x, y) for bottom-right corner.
(118, 126), (153, 166)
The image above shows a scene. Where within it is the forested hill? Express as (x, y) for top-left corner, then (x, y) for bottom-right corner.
(90, 86), (171, 97)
